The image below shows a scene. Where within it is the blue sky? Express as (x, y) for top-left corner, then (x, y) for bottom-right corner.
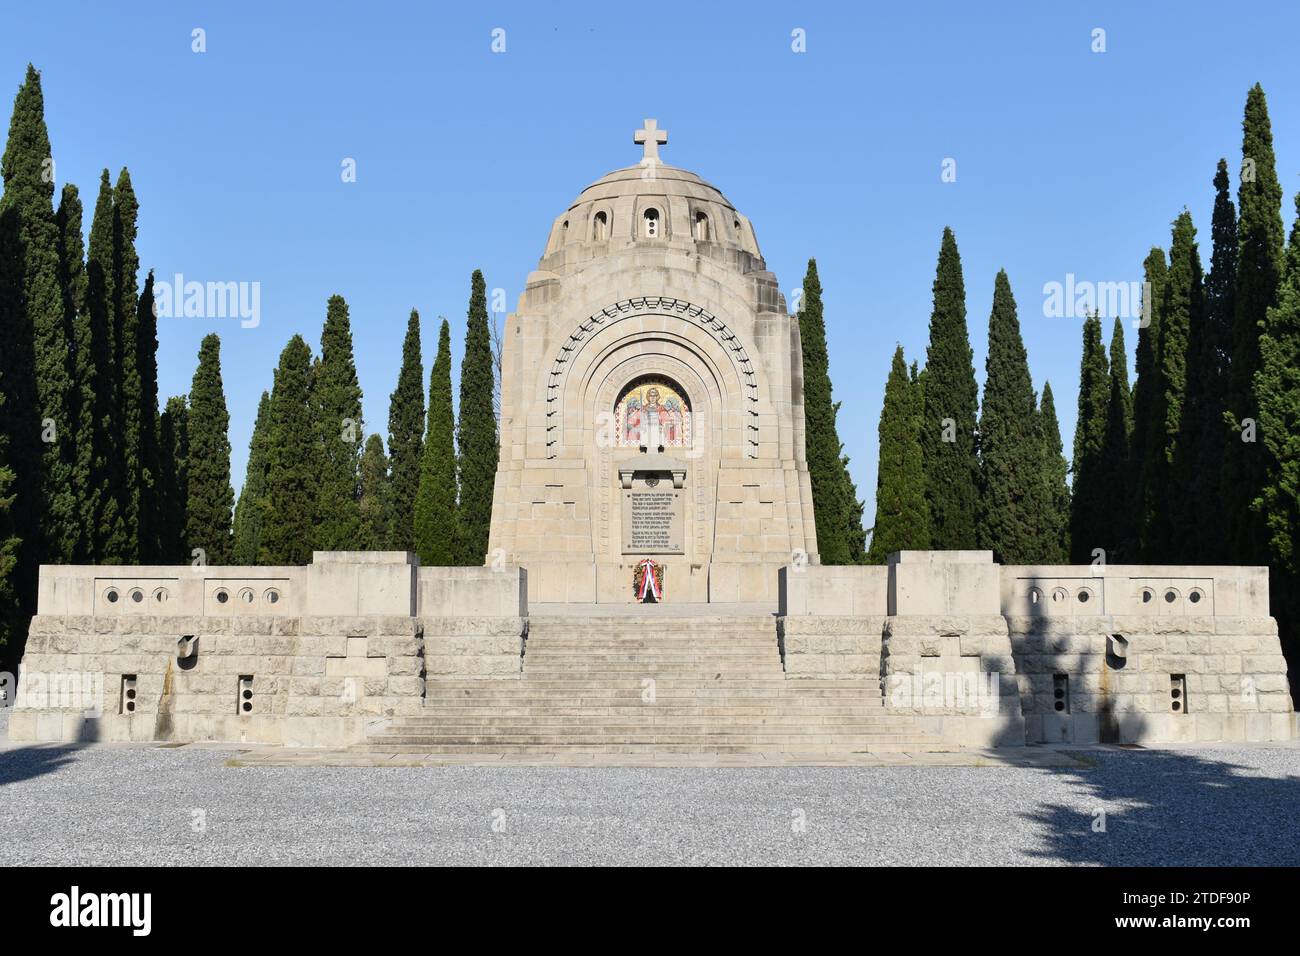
(4, 1), (1298, 524)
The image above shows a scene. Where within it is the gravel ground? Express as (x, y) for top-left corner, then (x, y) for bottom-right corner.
(1, 732), (1297, 865)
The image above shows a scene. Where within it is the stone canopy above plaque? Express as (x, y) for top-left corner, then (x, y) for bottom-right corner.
(619, 455), (687, 555)
(618, 453), (686, 490)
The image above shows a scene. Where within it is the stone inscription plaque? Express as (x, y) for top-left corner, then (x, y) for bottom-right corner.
(622, 489), (684, 554)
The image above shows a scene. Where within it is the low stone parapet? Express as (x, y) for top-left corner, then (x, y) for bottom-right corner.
(7, 553), (529, 746)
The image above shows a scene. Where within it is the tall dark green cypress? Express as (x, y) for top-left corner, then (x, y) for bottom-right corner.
(0, 383), (20, 666)
(84, 170), (128, 561)
(1192, 159), (1238, 561)
(1037, 382), (1071, 562)
(261, 336), (320, 565)
(231, 391), (271, 565)
(1069, 314), (1109, 563)
(415, 319), (457, 566)
(184, 334), (233, 565)
(135, 270), (160, 561)
(54, 183), (88, 559)
(797, 259), (852, 564)
(866, 345), (929, 562)
(454, 271), (498, 566)
(0, 64), (76, 572)
(1169, 211), (1211, 561)
(1131, 248), (1168, 559)
(977, 271), (1042, 563)
(1227, 84), (1285, 563)
(1094, 319), (1133, 561)
(358, 434), (391, 552)
(387, 308), (425, 551)
(157, 395), (188, 564)
(920, 228), (979, 550)
(842, 455), (867, 564)
(111, 168), (142, 560)
(312, 295), (364, 551)
(1150, 212), (1203, 559)
(1253, 193), (1300, 660)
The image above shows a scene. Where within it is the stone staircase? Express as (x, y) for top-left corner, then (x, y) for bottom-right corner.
(358, 610), (954, 755)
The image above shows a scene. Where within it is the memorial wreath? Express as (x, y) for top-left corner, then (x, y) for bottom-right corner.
(633, 557), (664, 602)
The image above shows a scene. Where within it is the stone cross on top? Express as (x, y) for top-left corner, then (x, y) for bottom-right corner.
(634, 119), (667, 164)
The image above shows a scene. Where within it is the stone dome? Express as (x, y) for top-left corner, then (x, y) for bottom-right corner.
(571, 164), (735, 210)
(538, 120), (764, 269)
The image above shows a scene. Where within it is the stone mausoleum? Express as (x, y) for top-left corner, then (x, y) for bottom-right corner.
(5, 122), (1295, 755)
(489, 120), (817, 604)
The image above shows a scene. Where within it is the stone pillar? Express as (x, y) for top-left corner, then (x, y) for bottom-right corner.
(882, 551), (1026, 747)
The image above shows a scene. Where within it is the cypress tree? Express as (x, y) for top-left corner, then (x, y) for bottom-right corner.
(0, 64), (76, 571)
(977, 270), (1042, 563)
(135, 271), (160, 561)
(797, 259), (852, 564)
(842, 454), (867, 564)
(387, 308), (424, 551)
(1192, 159), (1239, 561)
(1037, 382), (1071, 562)
(184, 334), (233, 565)
(1145, 212), (1203, 559)
(312, 295), (364, 551)
(415, 319), (457, 566)
(1226, 84), (1285, 562)
(84, 170), (128, 561)
(54, 183), (88, 559)
(919, 228), (979, 550)
(866, 345), (929, 562)
(1094, 319), (1133, 561)
(262, 336), (320, 565)
(111, 168), (142, 560)
(1131, 248), (1168, 559)
(358, 434), (391, 552)
(1069, 314), (1109, 563)
(157, 395), (188, 564)
(231, 391), (271, 565)
(0, 383), (20, 666)
(1253, 193), (1300, 653)
(1163, 212), (1207, 561)
(454, 270), (498, 566)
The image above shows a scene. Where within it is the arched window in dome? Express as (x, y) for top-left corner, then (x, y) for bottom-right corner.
(592, 210), (608, 241)
(693, 211), (710, 241)
(643, 207), (660, 239)
(614, 376), (691, 450)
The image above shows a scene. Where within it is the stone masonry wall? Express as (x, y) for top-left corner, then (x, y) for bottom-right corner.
(780, 553), (1295, 747)
(7, 553), (528, 747)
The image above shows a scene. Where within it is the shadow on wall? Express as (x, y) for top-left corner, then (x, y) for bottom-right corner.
(1021, 740), (1300, 866)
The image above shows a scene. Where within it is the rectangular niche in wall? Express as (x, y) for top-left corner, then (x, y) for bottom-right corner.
(120, 674), (138, 715)
(1170, 674), (1188, 714)
(1052, 673), (1070, 714)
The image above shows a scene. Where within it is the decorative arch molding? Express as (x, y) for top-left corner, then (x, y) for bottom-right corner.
(588, 351), (720, 559)
(545, 296), (761, 458)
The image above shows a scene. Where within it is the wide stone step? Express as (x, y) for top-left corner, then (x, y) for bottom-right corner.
(379, 723), (920, 738)
(522, 650), (774, 658)
(416, 702), (883, 712)
(365, 731), (933, 746)
(354, 742), (957, 754)
(525, 621), (774, 629)
(522, 669), (785, 679)
(390, 713), (910, 727)
(419, 691), (886, 702)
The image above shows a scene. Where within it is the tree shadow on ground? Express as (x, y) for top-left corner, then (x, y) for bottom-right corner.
(1021, 746), (1300, 865)
(0, 744), (77, 787)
